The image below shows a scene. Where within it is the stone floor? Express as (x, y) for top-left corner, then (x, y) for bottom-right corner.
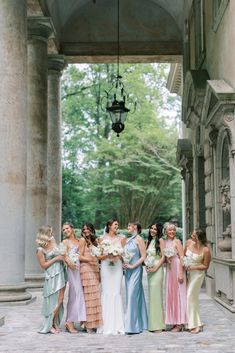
(0, 277), (235, 353)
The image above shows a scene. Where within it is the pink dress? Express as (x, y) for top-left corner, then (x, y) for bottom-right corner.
(164, 239), (187, 325)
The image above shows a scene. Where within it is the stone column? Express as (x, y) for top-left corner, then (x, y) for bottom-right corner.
(0, 0), (31, 302)
(47, 55), (66, 242)
(25, 17), (53, 288)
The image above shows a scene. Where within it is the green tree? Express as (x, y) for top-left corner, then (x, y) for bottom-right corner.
(61, 63), (181, 228)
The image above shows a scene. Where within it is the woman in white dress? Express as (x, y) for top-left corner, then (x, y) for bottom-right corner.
(97, 219), (126, 334)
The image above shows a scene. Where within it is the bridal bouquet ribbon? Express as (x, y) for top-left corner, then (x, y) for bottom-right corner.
(163, 247), (177, 269)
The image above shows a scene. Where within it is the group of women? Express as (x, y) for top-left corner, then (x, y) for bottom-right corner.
(36, 219), (211, 335)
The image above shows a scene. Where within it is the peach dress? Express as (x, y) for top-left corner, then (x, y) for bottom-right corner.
(80, 243), (103, 329)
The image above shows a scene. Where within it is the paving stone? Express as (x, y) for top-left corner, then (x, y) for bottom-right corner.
(0, 275), (235, 353)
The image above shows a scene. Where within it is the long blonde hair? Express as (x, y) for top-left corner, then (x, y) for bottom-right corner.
(36, 225), (53, 248)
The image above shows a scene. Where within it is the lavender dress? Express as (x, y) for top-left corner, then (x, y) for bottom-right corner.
(66, 244), (86, 322)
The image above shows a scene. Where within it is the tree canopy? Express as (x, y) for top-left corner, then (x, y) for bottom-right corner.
(61, 63), (182, 229)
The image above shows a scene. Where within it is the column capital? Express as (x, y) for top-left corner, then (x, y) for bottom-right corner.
(27, 16), (55, 42)
(48, 54), (67, 75)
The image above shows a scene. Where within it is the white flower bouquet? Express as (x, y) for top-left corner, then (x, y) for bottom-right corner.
(163, 247), (177, 269)
(144, 255), (156, 268)
(58, 242), (67, 255)
(163, 247), (177, 258)
(68, 248), (80, 264)
(100, 239), (123, 266)
(122, 249), (134, 264)
(181, 255), (193, 268)
(90, 245), (102, 257)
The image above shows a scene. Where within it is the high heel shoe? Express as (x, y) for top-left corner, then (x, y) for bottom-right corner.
(65, 323), (78, 334)
(171, 325), (184, 332)
(50, 327), (58, 334)
(190, 326), (203, 334)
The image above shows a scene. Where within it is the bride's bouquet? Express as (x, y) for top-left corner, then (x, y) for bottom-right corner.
(99, 239), (124, 266)
(163, 247), (177, 269)
(145, 248), (157, 268)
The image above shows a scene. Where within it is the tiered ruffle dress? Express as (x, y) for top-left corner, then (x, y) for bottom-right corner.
(38, 247), (67, 333)
(80, 244), (103, 329)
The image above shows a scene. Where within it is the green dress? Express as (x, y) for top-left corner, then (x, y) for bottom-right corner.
(147, 239), (165, 331)
(38, 247), (67, 333)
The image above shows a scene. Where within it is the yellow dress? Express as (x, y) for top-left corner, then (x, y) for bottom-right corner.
(186, 249), (205, 329)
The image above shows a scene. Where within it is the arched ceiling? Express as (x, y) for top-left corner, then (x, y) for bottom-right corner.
(39, 0), (184, 63)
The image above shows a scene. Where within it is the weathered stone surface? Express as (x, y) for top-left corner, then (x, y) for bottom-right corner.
(0, 277), (235, 353)
(0, 0), (31, 302)
(25, 17), (54, 288)
(47, 55), (66, 241)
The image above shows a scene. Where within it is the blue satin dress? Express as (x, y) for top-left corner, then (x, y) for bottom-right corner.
(124, 235), (148, 334)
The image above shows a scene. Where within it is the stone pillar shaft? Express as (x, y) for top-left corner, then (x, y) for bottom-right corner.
(47, 55), (66, 241)
(0, 0), (31, 301)
(25, 17), (53, 287)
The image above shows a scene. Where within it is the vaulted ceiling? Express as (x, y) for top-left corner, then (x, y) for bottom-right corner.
(37, 0), (185, 63)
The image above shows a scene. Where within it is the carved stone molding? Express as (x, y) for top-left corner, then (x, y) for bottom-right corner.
(219, 179), (231, 213)
(222, 107), (235, 155)
(27, 16), (55, 42)
(218, 224), (232, 259)
(208, 124), (219, 147)
(176, 139), (193, 180)
(202, 80), (235, 156)
(182, 70), (210, 128)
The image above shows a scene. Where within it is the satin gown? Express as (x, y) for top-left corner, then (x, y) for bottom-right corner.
(97, 235), (125, 334)
(147, 240), (165, 331)
(164, 239), (187, 326)
(38, 247), (67, 333)
(186, 249), (205, 329)
(125, 235), (148, 334)
(66, 244), (86, 323)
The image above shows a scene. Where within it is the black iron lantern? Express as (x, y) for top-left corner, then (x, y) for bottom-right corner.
(104, 0), (134, 137)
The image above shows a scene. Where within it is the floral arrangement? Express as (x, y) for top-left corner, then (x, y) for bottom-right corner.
(68, 247), (80, 264)
(99, 239), (124, 266)
(58, 242), (67, 255)
(163, 247), (177, 258)
(144, 247), (157, 268)
(144, 255), (156, 268)
(181, 255), (193, 268)
(163, 247), (177, 269)
(90, 245), (102, 257)
(122, 249), (134, 264)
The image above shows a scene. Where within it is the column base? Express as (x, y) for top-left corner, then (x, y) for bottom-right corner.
(0, 283), (32, 303)
(25, 273), (45, 290)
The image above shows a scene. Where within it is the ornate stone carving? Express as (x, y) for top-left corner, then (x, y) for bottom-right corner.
(218, 224), (232, 258)
(219, 180), (231, 213)
(208, 125), (219, 147)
